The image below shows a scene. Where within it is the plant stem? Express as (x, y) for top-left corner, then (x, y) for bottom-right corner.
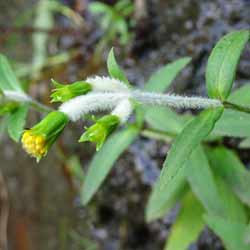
(132, 91), (222, 109)
(30, 100), (53, 113)
(140, 128), (174, 143)
(3, 90), (52, 113)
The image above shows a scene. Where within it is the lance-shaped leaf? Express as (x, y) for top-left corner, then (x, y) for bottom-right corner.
(164, 192), (204, 250)
(213, 109), (250, 138)
(211, 84), (250, 138)
(146, 170), (187, 222)
(188, 146), (246, 223)
(244, 223), (250, 246)
(0, 55), (23, 92)
(187, 146), (225, 216)
(206, 30), (249, 100)
(81, 126), (139, 205)
(144, 57), (191, 92)
(107, 48), (130, 86)
(206, 146), (250, 206)
(7, 104), (29, 142)
(145, 106), (190, 135)
(159, 108), (223, 190)
(213, 175), (247, 223)
(137, 57), (191, 125)
(146, 108), (223, 221)
(227, 84), (250, 105)
(204, 215), (248, 250)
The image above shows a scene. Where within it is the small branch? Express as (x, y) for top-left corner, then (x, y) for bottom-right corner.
(141, 128), (173, 143)
(30, 99), (53, 113)
(3, 90), (52, 113)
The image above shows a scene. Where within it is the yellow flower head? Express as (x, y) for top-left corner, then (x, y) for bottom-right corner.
(22, 131), (47, 160)
(21, 111), (69, 161)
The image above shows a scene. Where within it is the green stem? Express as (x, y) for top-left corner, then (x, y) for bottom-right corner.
(140, 128), (174, 143)
(30, 100), (53, 113)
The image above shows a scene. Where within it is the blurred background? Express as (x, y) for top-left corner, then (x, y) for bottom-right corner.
(0, 0), (250, 249)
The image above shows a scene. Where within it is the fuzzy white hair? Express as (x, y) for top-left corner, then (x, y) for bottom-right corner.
(3, 90), (32, 103)
(112, 99), (133, 123)
(59, 92), (131, 121)
(86, 76), (129, 92)
(132, 91), (222, 109)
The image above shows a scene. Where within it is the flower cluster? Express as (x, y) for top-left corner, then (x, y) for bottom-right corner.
(21, 77), (133, 161)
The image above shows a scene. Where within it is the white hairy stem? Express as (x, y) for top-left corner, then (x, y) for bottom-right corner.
(3, 87), (223, 123)
(132, 91), (222, 109)
(3, 90), (32, 103)
(59, 92), (131, 121)
(59, 90), (222, 122)
(3, 90), (52, 112)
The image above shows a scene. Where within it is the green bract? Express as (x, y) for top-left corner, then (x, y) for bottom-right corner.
(79, 115), (120, 150)
(22, 111), (69, 161)
(50, 79), (92, 103)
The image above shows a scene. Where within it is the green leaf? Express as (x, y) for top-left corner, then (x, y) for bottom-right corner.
(107, 48), (130, 86)
(7, 104), (29, 142)
(144, 57), (191, 92)
(210, 84), (250, 138)
(81, 126), (139, 205)
(0, 55), (23, 92)
(146, 174), (187, 222)
(204, 214), (248, 250)
(243, 223), (250, 245)
(158, 108), (223, 190)
(145, 106), (190, 135)
(89, 2), (112, 15)
(146, 108), (223, 221)
(214, 175), (247, 223)
(206, 30), (249, 100)
(189, 146), (247, 223)
(136, 57), (191, 126)
(212, 109), (250, 138)
(187, 146), (225, 216)
(208, 84), (250, 138)
(227, 84), (250, 106)
(164, 192), (204, 250)
(206, 146), (250, 206)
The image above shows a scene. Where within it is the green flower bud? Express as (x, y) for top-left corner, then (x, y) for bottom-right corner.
(50, 79), (92, 103)
(79, 115), (120, 150)
(21, 111), (69, 161)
